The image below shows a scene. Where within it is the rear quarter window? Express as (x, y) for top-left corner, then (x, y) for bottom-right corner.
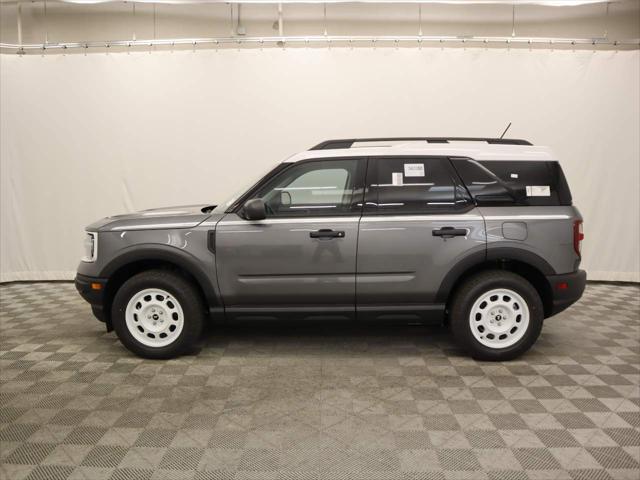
(452, 159), (572, 206)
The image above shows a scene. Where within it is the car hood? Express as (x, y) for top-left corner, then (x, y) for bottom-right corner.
(87, 204), (216, 232)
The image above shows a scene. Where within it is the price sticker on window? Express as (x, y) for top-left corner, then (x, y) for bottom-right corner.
(526, 185), (551, 197)
(392, 172), (403, 185)
(404, 163), (425, 177)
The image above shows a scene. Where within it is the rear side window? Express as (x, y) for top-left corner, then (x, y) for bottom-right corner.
(365, 157), (471, 214)
(452, 159), (572, 206)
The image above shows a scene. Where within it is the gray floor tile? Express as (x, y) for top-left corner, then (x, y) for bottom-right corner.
(0, 282), (638, 479)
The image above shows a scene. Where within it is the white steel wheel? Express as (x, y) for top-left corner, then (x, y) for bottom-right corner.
(469, 288), (530, 349)
(124, 288), (184, 348)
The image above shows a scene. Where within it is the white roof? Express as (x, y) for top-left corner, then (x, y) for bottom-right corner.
(284, 141), (557, 163)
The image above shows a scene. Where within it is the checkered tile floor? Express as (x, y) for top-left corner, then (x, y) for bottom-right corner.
(1, 282), (638, 480)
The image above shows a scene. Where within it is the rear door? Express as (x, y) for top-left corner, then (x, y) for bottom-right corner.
(215, 157), (366, 318)
(356, 156), (486, 319)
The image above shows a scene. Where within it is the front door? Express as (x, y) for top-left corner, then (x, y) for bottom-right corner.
(356, 156), (486, 320)
(215, 157), (366, 318)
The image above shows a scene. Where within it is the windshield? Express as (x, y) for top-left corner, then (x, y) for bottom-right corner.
(212, 162), (284, 214)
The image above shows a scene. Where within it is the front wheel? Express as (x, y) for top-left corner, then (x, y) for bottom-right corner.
(450, 270), (544, 361)
(111, 270), (205, 359)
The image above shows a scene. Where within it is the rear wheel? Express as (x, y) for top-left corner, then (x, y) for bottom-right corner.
(450, 270), (543, 361)
(111, 270), (205, 359)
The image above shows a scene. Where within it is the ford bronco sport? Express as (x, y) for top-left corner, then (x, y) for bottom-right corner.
(76, 137), (586, 360)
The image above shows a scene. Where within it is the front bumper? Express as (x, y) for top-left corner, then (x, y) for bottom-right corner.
(546, 269), (587, 316)
(75, 274), (109, 323)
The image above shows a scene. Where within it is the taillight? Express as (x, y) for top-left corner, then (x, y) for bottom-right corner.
(573, 220), (584, 257)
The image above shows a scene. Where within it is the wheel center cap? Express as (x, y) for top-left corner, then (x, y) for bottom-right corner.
(141, 305), (166, 332)
(488, 305), (513, 333)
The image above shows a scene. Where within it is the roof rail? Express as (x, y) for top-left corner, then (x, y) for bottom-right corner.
(310, 137), (533, 150)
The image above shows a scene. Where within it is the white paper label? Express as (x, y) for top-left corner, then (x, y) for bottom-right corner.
(510, 173), (519, 179)
(404, 163), (425, 177)
(526, 185), (551, 197)
(392, 172), (403, 186)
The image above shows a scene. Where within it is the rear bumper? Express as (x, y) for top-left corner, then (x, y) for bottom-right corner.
(75, 274), (108, 323)
(546, 269), (587, 316)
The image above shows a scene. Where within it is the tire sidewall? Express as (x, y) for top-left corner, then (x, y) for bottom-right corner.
(112, 272), (203, 359)
(454, 272), (543, 361)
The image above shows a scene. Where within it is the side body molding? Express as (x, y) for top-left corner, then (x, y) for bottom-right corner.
(99, 244), (221, 308)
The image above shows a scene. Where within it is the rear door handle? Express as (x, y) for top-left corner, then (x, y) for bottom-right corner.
(310, 229), (345, 239)
(432, 227), (468, 238)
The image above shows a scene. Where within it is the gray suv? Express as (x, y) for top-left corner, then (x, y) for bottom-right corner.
(76, 137), (586, 360)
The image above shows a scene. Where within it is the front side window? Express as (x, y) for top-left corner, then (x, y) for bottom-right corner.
(365, 157), (470, 214)
(253, 159), (364, 217)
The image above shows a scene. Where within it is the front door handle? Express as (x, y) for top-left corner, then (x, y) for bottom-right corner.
(310, 229), (345, 239)
(432, 227), (468, 238)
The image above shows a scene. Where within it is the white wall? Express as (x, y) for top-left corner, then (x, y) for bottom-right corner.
(1, 47), (639, 282)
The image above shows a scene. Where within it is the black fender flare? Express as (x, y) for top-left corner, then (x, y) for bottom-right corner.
(435, 246), (556, 303)
(486, 246), (556, 276)
(99, 244), (220, 307)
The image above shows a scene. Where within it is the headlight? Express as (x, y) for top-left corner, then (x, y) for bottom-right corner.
(82, 232), (98, 262)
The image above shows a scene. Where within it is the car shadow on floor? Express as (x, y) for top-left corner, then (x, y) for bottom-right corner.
(196, 318), (462, 356)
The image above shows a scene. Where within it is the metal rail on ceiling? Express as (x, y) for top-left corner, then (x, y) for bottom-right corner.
(2, 35), (639, 53)
(0, 1), (624, 5)
(2, 0), (636, 53)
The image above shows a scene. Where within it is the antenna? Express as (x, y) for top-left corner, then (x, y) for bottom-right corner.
(499, 122), (512, 139)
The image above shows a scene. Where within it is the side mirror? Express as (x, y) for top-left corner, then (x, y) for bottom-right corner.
(243, 198), (267, 221)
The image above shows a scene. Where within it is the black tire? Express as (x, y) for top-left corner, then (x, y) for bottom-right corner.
(111, 270), (205, 359)
(449, 270), (544, 361)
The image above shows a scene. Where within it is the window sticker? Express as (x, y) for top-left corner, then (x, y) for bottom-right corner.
(392, 172), (403, 186)
(404, 163), (425, 177)
(526, 185), (551, 197)
(510, 173), (519, 179)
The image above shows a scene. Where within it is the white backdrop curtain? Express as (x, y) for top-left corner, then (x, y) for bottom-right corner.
(1, 48), (639, 282)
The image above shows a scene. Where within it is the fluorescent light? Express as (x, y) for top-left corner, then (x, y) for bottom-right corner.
(51, 0), (620, 6)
